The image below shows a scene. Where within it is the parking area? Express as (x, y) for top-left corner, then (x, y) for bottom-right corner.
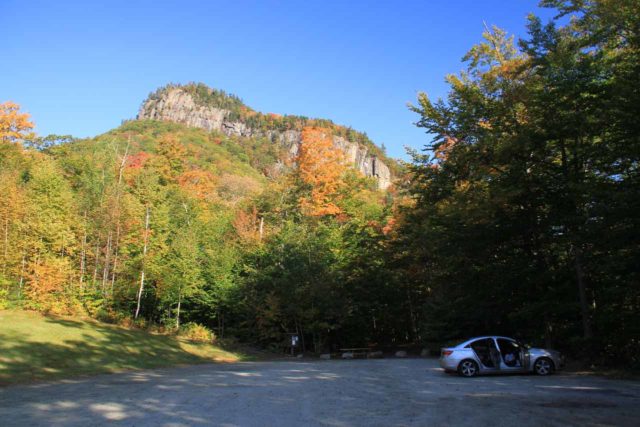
(1, 358), (638, 426)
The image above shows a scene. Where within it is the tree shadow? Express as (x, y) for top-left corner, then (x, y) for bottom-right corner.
(0, 358), (638, 426)
(0, 317), (210, 386)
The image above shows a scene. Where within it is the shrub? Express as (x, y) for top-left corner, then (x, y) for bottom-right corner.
(0, 288), (9, 310)
(179, 322), (215, 343)
(0, 275), (11, 310)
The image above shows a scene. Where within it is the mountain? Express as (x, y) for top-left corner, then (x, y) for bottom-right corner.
(137, 83), (394, 189)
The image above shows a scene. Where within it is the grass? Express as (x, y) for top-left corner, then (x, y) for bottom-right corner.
(0, 310), (246, 386)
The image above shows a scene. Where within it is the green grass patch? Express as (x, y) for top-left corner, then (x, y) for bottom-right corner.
(0, 310), (245, 386)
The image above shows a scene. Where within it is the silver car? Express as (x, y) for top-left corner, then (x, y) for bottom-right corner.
(439, 336), (564, 377)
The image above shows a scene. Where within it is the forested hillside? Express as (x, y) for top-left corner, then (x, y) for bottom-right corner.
(0, 99), (404, 353)
(1, 0), (638, 368)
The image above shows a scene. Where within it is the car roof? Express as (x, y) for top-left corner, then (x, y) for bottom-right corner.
(455, 336), (516, 348)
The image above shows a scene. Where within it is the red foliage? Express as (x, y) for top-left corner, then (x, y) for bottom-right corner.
(127, 151), (151, 169)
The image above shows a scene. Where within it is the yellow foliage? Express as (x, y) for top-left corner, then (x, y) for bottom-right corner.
(26, 257), (75, 314)
(178, 169), (217, 201)
(0, 101), (35, 144)
(478, 119), (493, 130)
(297, 127), (346, 216)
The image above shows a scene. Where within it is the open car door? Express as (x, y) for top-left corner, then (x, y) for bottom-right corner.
(520, 343), (531, 370)
(496, 338), (528, 371)
(468, 338), (500, 371)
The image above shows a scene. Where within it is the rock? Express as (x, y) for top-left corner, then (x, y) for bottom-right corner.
(320, 354), (331, 360)
(395, 350), (407, 358)
(367, 351), (383, 359)
(296, 354), (304, 359)
(420, 348), (430, 357)
(342, 352), (354, 359)
(138, 86), (393, 189)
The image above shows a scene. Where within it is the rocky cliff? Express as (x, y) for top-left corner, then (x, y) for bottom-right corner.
(137, 85), (392, 189)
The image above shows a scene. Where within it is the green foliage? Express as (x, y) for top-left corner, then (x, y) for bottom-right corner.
(147, 83), (247, 117)
(147, 83), (392, 161)
(397, 0), (640, 368)
(3, 1), (634, 371)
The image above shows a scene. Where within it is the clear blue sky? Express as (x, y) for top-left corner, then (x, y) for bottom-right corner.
(2, 0), (556, 160)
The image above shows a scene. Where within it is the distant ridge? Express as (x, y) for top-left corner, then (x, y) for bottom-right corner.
(137, 83), (393, 189)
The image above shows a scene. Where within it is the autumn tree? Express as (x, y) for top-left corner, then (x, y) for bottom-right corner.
(0, 102), (34, 145)
(296, 127), (346, 216)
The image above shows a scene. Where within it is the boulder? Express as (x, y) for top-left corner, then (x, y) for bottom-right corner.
(367, 351), (384, 359)
(342, 352), (354, 359)
(395, 350), (407, 358)
(320, 354), (331, 360)
(420, 348), (430, 357)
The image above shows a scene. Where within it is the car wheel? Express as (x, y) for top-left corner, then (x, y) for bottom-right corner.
(534, 357), (554, 376)
(458, 359), (479, 377)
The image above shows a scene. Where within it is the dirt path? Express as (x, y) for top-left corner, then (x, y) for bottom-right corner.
(1, 359), (638, 426)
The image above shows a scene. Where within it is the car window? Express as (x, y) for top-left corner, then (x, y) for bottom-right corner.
(497, 338), (519, 352)
(467, 338), (494, 351)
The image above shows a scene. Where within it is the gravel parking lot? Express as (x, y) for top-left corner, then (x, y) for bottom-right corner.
(1, 358), (638, 426)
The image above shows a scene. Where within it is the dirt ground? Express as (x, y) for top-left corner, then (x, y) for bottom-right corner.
(1, 358), (638, 426)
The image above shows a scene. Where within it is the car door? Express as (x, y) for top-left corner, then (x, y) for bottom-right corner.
(519, 342), (531, 370)
(467, 338), (500, 372)
(495, 337), (527, 372)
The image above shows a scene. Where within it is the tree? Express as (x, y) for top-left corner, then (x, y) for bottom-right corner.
(296, 127), (346, 216)
(398, 0), (640, 367)
(0, 102), (34, 145)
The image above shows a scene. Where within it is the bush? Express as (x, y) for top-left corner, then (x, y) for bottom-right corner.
(179, 322), (215, 343)
(0, 275), (11, 310)
(0, 288), (9, 310)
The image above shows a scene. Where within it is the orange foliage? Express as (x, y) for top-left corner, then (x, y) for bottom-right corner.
(382, 217), (396, 235)
(127, 151), (151, 169)
(434, 136), (457, 161)
(0, 101), (35, 144)
(26, 257), (72, 313)
(297, 127), (346, 216)
(178, 169), (217, 201)
(233, 206), (261, 243)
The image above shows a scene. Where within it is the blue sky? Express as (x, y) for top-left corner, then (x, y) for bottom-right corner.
(2, 1), (556, 160)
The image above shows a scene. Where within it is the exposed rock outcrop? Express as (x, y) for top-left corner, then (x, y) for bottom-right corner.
(137, 87), (392, 189)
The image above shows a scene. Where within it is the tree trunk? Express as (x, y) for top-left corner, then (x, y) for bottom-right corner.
(574, 248), (593, 339)
(101, 231), (112, 294)
(79, 212), (87, 291)
(221, 312), (224, 339)
(135, 207), (150, 320)
(110, 246), (118, 295)
(406, 288), (418, 342)
(18, 253), (26, 299)
(110, 141), (129, 297)
(2, 217), (8, 274)
(92, 241), (100, 285)
(176, 290), (182, 330)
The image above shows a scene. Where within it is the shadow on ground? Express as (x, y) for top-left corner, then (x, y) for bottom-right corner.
(0, 315), (226, 385)
(1, 359), (639, 426)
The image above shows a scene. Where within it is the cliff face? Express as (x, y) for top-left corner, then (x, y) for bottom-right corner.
(137, 87), (392, 189)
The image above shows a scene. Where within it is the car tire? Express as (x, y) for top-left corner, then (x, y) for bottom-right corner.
(533, 357), (554, 376)
(458, 359), (479, 377)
